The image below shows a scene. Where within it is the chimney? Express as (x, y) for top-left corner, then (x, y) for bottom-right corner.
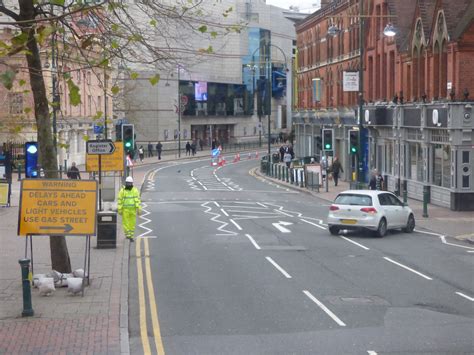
(320, 0), (331, 8)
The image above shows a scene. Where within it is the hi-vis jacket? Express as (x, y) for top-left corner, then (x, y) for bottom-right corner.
(117, 187), (141, 213)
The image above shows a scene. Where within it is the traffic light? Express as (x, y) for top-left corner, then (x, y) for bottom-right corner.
(349, 130), (359, 154)
(122, 124), (134, 153)
(25, 141), (38, 178)
(322, 129), (333, 151)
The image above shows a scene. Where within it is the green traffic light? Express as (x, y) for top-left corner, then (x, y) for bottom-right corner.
(351, 147), (357, 153)
(125, 141), (132, 148)
(325, 144), (331, 149)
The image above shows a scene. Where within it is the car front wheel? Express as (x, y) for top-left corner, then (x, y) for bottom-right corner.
(402, 214), (415, 233)
(375, 218), (387, 238)
(329, 226), (340, 235)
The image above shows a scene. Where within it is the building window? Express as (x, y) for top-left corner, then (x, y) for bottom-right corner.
(432, 144), (450, 188)
(407, 142), (423, 181)
(8, 93), (23, 114)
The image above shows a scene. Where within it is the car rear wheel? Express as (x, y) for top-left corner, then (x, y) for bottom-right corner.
(329, 226), (340, 235)
(375, 218), (387, 238)
(402, 214), (415, 233)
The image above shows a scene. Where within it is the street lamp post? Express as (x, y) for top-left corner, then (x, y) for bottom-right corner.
(177, 65), (181, 158)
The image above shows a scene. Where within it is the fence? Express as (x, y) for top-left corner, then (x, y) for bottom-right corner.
(261, 161), (321, 193)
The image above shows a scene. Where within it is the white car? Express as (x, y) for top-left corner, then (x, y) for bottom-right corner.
(327, 190), (415, 237)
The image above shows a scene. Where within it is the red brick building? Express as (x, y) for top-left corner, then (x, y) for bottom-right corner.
(293, 0), (474, 210)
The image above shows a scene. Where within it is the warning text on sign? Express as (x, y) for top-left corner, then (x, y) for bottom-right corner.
(18, 179), (98, 236)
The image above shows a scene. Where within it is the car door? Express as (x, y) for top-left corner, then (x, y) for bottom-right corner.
(377, 193), (398, 227)
(386, 194), (406, 227)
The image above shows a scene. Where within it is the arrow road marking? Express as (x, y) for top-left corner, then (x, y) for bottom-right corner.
(39, 224), (73, 233)
(272, 221), (293, 233)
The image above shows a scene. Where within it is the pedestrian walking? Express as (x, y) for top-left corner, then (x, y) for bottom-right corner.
(138, 146), (144, 162)
(117, 176), (141, 242)
(147, 142), (153, 157)
(369, 169), (384, 190)
(185, 141), (191, 156)
(156, 141), (162, 160)
(330, 156), (343, 186)
(67, 162), (81, 180)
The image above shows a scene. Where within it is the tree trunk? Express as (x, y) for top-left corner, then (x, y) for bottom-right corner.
(19, 0), (71, 273)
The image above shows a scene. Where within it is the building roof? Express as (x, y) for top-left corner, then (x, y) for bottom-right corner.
(440, 0), (474, 41)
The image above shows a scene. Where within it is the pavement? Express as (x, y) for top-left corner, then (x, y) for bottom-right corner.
(0, 146), (472, 354)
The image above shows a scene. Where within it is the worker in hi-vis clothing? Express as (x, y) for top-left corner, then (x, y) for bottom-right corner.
(117, 176), (141, 241)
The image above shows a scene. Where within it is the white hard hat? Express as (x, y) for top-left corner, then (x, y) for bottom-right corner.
(125, 176), (134, 183)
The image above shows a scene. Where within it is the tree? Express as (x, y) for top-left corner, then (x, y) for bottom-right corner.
(0, 0), (240, 272)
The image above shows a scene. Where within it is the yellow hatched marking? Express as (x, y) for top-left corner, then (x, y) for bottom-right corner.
(144, 238), (166, 354)
(136, 238), (152, 354)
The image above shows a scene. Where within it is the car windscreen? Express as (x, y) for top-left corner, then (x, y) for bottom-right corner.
(334, 194), (373, 206)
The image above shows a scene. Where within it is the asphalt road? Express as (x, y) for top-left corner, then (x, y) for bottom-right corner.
(128, 157), (474, 355)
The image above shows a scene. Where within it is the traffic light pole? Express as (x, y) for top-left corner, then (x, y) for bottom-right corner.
(357, 0), (365, 188)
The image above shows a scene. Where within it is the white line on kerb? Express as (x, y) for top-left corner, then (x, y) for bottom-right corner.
(301, 218), (327, 230)
(455, 292), (474, 302)
(440, 236), (474, 250)
(340, 236), (370, 250)
(383, 257), (433, 280)
(303, 290), (346, 327)
(229, 219), (242, 230)
(245, 234), (261, 250)
(265, 257), (292, 278)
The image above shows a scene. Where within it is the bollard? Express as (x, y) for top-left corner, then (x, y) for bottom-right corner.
(19, 259), (34, 317)
(422, 186), (429, 218)
(402, 180), (408, 204)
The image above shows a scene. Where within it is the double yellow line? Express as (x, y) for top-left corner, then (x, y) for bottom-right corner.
(136, 237), (165, 355)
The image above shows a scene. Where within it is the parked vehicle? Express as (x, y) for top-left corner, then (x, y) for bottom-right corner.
(327, 190), (415, 238)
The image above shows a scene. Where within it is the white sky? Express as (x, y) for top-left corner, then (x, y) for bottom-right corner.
(265, 0), (321, 12)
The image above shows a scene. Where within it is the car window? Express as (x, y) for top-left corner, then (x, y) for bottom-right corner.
(387, 194), (403, 206)
(378, 194), (391, 206)
(335, 194), (372, 206)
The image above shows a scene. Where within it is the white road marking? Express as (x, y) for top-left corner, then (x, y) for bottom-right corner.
(245, 234), (261, 250)
(340, 236), (370, 250)
(440, 236), (474, 250)
(257, 202), (267, 208)
(139, 236), (158, 239)
(227, 210), (278, 214)
(272, 221), (293, 233)
(265, 257), (292, 278)
(367, 351), (378, 355)
(300, 218), (327, 230)
(467, 250), (474, 253)
(214, 201), (220, 207)
(414, 229), (442, 236)
(303, 290), (346, 327)
(274, 209), (293, 217)
(229, 219), (242, 230)
(221, 208), (229, 217)
(383, 257), (433, 280)
(455, 292), (474, 302)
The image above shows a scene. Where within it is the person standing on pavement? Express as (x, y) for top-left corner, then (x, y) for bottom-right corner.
(330, 156), (343, 186)
(156, 141), (162, 160)
(199, 138), (203, 151)
(369, 169), (384, 190)
(67, 162), (81, 180)
(138, 146), (144, 162)
(117, 176), (141, 242)
(191, 141), (196, 156)
(283, 150), (292, 168)
(147, 142), (153, 157)
(185, 141), (191, 156)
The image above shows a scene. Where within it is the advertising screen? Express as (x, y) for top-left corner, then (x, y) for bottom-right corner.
(195, 81), (208, 101)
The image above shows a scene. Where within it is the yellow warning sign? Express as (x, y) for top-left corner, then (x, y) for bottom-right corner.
(18, 179), (98, 236)
(86, 141), (124, 172)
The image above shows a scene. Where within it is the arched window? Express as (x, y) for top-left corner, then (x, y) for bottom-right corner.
(440, 40), (448, 98)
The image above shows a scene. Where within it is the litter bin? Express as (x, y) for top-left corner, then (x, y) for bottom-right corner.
(97, 211), (117, 249)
